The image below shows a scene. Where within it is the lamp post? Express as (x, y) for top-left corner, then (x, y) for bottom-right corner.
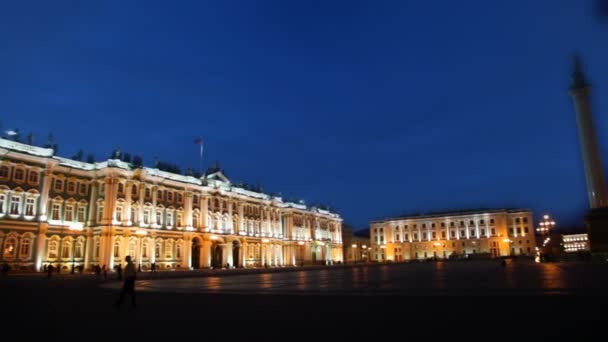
(536, 214), (556, 261)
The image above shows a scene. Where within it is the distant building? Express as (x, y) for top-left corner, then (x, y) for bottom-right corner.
(562, 233), (589, 253)
(370, 209), (536, 262)
(342, 226), (369, 263)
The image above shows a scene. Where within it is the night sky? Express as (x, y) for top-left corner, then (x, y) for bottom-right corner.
(1, 1), (607, 231)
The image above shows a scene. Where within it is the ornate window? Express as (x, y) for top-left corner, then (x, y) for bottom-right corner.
(155, 243), (161, 258)
(10, 195), (20, 215)
(67, 181), (75, 193)
(131, 185), (138, 196)
(156, 210), (162, 225)
(143, 209), (150, 224)
(167, 192), (173, 202)
(3, 237), (16, 258)
(14, 169), (24, 181)
(0, 194), (5, 214)
(0, 165), (9, 178)
(118, 183), (124, 194)
(51, 203), (61, 220)
(166, 212), (173, 227)
(54, 179), (63, 192)
(165, 241), (172, 258)
(115, 206), (123, 222)
(20, 238), (31, 258)
(177, 193), (182, 203)
(48, 240), (58, 258)
(97, 205), (104, 222)
(130, 207), (137, 222)
(62, 242), (71, 258)
(65, 205), (74, 222)
(113, 241), (120, 258)
(77, 207), (86, 222)
(79, 183), (87, 194)
(157, 190), (163, 200)
(145, 188), (151, 198)
(25, 197), (35, 216)
(94, 241), (100, 259)
(142, 243), (148, 258)
(128, 240), (136, 257)
(176, 212), (182, 227)
(176, 244), (182, 259)
(75, 241), (83, 258)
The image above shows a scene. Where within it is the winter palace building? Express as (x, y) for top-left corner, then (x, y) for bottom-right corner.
(0, 138), (343, 272)
(370, 209), (536, 261)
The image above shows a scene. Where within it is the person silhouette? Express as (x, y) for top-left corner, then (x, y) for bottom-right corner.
(47, 264), (54, 279)
(116, 264), (122, 281)
(115, 256), (137, 309)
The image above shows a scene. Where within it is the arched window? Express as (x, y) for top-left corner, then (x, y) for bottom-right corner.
(75, 240), (83, 258)
(118, 183), (124, 194)
(14, 169), (24, 181)
(165, 241), (173, 258)
(155, 243), (161, 258)
(176, 244), (182, 259)
(142, 243), (149, 258)
(131, 185), (138, 196)
(20, 238), (31, 257)
(0, 165), (9, 178)
(10, 195), (21, 215)
(128, 240), (136, 257)
(115, 205), (123, 222)
(48, 240), (58, 258)
(113, 241), (120, 258)
(29, 171), (38, 183)
(3, 237), (16, 258)
(0, 194), (5, 214)
(25, 197), (35, 216)
(94, 241), (100, 259)
(62, 241), (71, 258)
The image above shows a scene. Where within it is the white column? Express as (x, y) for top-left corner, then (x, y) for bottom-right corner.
(238, 203), (244, 234)
(37, 166), (54, 221)
(84, 229), (93, 270)
(138, 184), (145, 225)
(101, 178), (118, 226)
(184, 192), (193, 228)
(201, 195), (209, 231)
(34, 226), (47, 272)
(124, 181), (132, 225)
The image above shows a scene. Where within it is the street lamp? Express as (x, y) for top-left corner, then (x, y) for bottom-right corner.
(536, 214), (556, 261)
(351, 244), (357, 264)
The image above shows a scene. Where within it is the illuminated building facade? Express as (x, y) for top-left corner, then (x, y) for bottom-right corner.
(0, 138), (342, 272)
(562, 233), (589, 253)
(370, 209), (536, 261)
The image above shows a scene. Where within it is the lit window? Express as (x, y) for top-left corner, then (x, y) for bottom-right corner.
(75, 241), (83, 258)
(62, 243), (71, 258)
(3, 237), (16, 258)
(155, 243), (161, 258)
(48, 241), (58, 258)
(97, 205), (104, 222)
(156, 211), (162, 225)
(115, 206), (123, 222)
(65, 205), (74, 221)
(10, 196), (21, 215)
(143, 209), (150, 224)
(167, 212), (173, 226)
(77, 207), (86, 222)
(0, 194), (5, 214)
(142, 244), (148, 258)
(113, 242), (120, 258)
(25, 198), (35, 216)
(20, 238), (31, 257)
(193, 213), (199, 228)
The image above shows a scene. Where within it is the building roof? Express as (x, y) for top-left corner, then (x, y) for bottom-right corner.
(370, 208), (531, 223)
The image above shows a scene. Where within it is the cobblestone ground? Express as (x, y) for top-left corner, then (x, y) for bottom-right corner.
(3, 260), (607, 340)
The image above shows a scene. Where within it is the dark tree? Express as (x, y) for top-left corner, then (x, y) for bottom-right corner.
(72, 149), (84, 161)
(26, 132), (34, 145)
(86, 154), (95, 163)
(132, 155), (143, 168)
(123, 153), (132, 163)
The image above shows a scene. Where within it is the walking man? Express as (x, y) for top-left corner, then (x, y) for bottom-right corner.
(115, 256), (137, 309)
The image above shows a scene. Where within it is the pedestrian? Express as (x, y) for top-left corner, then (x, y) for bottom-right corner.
(47, 264), (54, 279)
(1, 263), (9, 276)
(115, 255), (137, 309)
(116, 264), (122, 281)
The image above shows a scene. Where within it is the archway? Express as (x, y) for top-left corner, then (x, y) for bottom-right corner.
(191, 238), (201, 269)
(212, 244), (222, 269)
(232, 240), (240, 268)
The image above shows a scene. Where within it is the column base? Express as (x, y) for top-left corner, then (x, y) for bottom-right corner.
(585, 208), (608, 254)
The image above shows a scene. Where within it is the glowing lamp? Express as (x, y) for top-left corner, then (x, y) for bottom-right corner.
(135, 229), (147, 236)
(262, 238), (270, 243)
(210, 235), (219, 240)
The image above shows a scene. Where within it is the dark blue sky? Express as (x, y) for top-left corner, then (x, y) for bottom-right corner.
(1, 1), (607, 230)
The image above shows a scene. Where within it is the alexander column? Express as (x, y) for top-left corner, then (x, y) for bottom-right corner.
(569, 56), (608, 254)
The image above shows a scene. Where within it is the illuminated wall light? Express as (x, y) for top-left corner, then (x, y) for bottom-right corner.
(135, 229), (147, 236)
(210, 235), (219, 240)
(298, 241), (304, 245)
(262, 238), (270, 243)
